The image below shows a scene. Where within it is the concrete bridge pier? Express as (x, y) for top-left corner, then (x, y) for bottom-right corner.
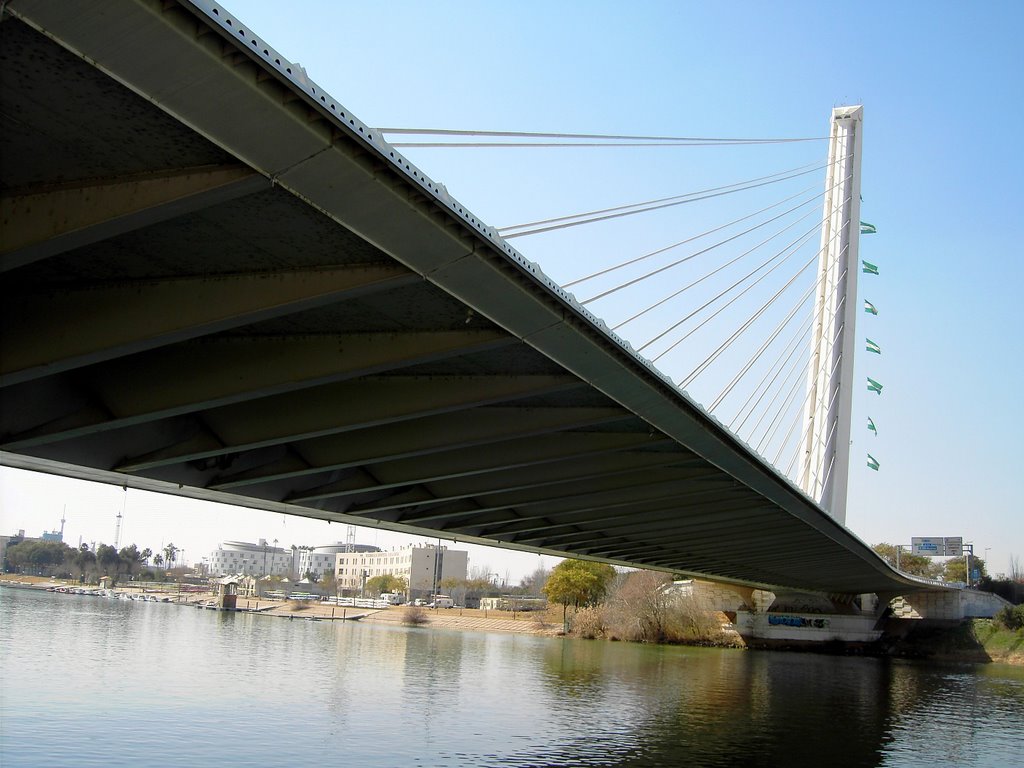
(880, 590), (1012, 620)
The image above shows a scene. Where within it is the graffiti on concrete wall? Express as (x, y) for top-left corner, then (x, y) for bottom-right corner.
(767, 615), (830, 629)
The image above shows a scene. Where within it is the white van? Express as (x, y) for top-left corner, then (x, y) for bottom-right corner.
(381, 593), (404, 605)
(433, 595), (455, 608)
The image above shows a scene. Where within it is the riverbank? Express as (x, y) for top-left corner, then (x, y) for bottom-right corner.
(875, 617), (1024, 665)
(5, 576), (1019, 664)
(238, 596), (565, 635)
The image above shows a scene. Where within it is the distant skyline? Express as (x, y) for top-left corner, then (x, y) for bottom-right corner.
(3, 1), (1021, 579)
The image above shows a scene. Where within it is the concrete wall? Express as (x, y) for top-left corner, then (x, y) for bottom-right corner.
(894, 589), (1012, 620)
(671, 580), (775, 614)
(734, 611), (882, 643)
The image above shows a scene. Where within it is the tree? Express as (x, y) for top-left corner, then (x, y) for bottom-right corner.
(70, 544), (97, 582)
(519, 564), (550, 595)
(5, 540), (70, 576)
(96, 544), (120, 579)
(872, 543), (941, 578)
(943, 556), (987, 584)
(604, 570), (675, 642)
(118, 544), (146, 579)
(162, 543), (178, 571)
(366, 574), (407, 597)
(153, 553), (164, 569)
(542, 559), (616, 627)
(438, 576), (460, 595)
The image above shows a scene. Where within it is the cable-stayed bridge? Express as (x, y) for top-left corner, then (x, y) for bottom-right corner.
(1, 0), (937, 598)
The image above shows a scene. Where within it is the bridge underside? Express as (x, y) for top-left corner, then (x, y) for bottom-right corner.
(1, 0), (926, 596)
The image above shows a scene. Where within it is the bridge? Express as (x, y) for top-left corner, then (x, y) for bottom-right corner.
(1, 0), (938, 598)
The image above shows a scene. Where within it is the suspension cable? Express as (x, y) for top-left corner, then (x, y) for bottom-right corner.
(379, 128), (830, 143)
(729, 313), (815, 434)
(581, 190), (822, 306)
(752, 342), (821, 455)
(581, 166), (849, 307)
(563, 185), (817, 290)
(669, 192), (851, 378)
(621, 203), (819, 337)
(761, 343), (841, 459)
(709, 279), (817, 413)
(499, 161), (823, 234)
(731, 315), (813, 436)
(730, 251), (847, 436)
(713, 231), (850, 420)
(502, 163), (832, 239)
(648, 216), (825, 364)
(675, 236), (821, 383)
(782, 295), (850, 477)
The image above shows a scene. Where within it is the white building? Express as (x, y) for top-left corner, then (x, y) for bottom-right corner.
(297, 543), (378, 581)
(207, 539), (292, 577)
(335, 543), (468, 597)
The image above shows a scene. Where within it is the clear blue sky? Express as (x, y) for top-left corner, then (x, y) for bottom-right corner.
(3, 1), (1021, 579)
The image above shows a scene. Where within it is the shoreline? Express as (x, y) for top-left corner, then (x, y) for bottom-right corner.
(4, 576), (1020, 665)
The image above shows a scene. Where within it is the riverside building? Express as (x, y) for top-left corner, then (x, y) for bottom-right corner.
(206, 539), (292, 577)
(335, 542), (468, 598)
(297, 542), (379, 581)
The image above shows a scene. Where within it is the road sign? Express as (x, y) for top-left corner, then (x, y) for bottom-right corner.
(911, 536), (964, 557)
(943, 537), (963, 557)
(911, 537), (942, 556)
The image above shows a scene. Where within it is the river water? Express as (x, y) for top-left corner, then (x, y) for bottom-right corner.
(2, 587), (1021, 767)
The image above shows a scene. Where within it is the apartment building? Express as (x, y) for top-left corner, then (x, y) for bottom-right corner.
(335, 542), (468, 597)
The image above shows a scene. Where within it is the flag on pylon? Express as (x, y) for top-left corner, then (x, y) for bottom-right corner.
(864, 300), (878, 315)
(862, 261), (880, 275)
(867, 377), (883, 395)
(860, 221), (877, 234)
(868, 417), (878, 436)
(867, 454), (880, 471)
(866, 339), (881, 354)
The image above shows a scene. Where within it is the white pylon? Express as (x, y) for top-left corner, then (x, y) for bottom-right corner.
(799, 106), (864, 525)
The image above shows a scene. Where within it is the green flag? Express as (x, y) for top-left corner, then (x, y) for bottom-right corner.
(867, 377), (883, 395)
(862, 260), (879, 275)
(867, 454), (880, 471)
(867, 417), (878, 436)
(860, 221), (877, 234)
(866, 338), (881, 354)
(864, 300), (878, 315)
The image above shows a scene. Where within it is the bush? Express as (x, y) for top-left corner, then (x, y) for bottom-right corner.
(994, 604), (1024, 631)
(402, 605), (428, 625)
(571, 606), (605, 639)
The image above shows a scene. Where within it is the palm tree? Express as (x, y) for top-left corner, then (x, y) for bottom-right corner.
(162, 543), (178, 571)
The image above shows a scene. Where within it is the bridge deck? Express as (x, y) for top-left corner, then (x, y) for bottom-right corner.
(1, 0), (930, 595)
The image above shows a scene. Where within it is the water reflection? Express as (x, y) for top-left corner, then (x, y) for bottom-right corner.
(2, 588), (1021, 768)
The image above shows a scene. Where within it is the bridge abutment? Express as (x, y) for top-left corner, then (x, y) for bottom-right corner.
(887, 590), (1011, 621)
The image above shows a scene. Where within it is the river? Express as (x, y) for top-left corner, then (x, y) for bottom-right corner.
(1, 587), (1021, 767)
